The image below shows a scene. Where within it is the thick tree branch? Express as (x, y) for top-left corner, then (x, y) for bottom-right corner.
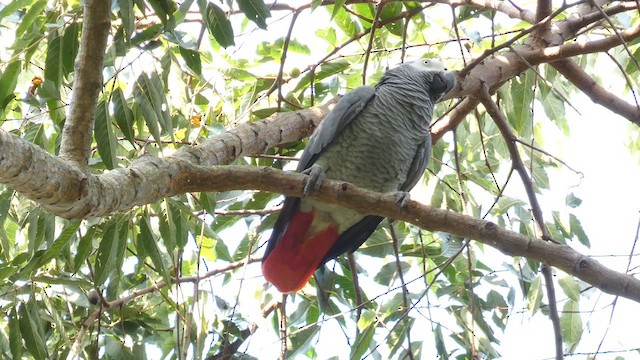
(59, 0), (112, 167)
(5, 118), (640, 304)
(515, 25), (640, 64)
(171, 165), (640, 303)
(431, 97), (479, 143)
(0, 101), (338, 217)
(443, 0), (640, 126)
(552, 59), (640, 125)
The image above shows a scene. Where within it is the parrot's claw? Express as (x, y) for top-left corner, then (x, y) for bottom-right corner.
(302, 165), (326, 195)
(394, 191), (411, 208)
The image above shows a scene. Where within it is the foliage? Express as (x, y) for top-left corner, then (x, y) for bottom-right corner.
(0, 0), (638, 359)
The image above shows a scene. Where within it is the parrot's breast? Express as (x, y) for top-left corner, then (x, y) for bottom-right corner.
(314, 96), (430, 193)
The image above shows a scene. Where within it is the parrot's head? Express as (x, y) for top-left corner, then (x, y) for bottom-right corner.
(406, 58), (457, 102)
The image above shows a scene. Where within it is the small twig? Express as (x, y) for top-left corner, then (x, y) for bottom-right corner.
(458, 3), (571, 77)
(466, 243), (477, 358)
(362, 1), (385, 85)
(279, 296), (288, 360)
(347, 253), (363, 326)
(276, 11), (301, 111)
(389, 221), (414, 359)
(450, 5), (467, 66)
(478, 86), (563, 359)
(514, 138), (583, 177)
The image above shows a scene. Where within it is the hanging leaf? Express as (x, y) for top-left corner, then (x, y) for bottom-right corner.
(95, 99), (118, 169)
(94, 219), (123, 286)
(61, 22), (80, 77)
(18, 302), (48, 360)
(560, 299), (583, 351)
(179, 46), (202, 76)
(112, 87), (135, 144)
(0, 60), (21, 113)
(200, 0), (235, 48)
(139, 215), (171, 283)
(237, 0), (271, 29)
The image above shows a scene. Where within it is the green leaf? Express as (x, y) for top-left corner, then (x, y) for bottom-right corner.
(131, 24), (163, 46)
(292, 60), (350, 93)
(9, 307), (22, 359)
(541, 90), (567, 134)
(15, 0), (46, 38)
(237, 0), (271, 29)
(380, 2), (404, 36)
(0, 0), (35, 22)
(350, 321), (375, 360)
(570, 213), (590, 247)
(200, 0), (235, 48)
(18, 302), (48, 360)
(94, 219), (123, 286)
(117, 0), (135, 41)
(37, 80), (61, 100)
(179, 46), (202, 75)
(560, 299), (583, 351)
(62, 22), (80, 77)
(173, 0), (195, 24)
(373, 261), (410, 286)
(508, 70), (534, 137)
(329, 3), (361, 35)
(74, 226), (97, 273)
(0, 60), (21, 113)
(95, 99), (118, 169)
(434, 324), (448, 359)
(133, 74), (162, 141)
(330, 0), (347, 20)
(565, 192), (582, 208)
(552, 210), (571, 239)
(145, 72), (172, 131)
(112, 87), (136, 143)
(147, 0), (177, 26)
(388, 317), (414, 358)
(139, 216), (171, 282)
(16, 219), (81, 277)
(558, 275), (581, 301)
(527, 276), (542, 315)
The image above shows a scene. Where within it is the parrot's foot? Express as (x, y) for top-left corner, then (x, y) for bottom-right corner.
(393, 191), (411, 208)
(302, 165), (326, 195)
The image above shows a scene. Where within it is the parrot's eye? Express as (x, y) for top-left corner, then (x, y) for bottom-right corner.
(423, 60), (430, 65)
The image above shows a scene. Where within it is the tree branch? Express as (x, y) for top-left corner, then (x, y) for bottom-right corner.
(479, 87), (563, 360)
(552, 59), (640, 125)
(58, 0), (112, 167)
(0, 100), (338, 218)
(172, 165), (640, 303)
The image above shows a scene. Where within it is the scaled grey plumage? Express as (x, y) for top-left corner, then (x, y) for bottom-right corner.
(262, 59), (456, 293)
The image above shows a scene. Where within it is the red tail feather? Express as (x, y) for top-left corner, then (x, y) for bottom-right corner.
(262, 210), (339, 293)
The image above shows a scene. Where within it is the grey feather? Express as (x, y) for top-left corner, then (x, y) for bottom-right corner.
(297, 86), (376, 171)
(264, 59), (456, 268)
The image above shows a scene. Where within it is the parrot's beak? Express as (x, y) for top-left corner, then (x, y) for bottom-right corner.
(432, 71), (457, 102)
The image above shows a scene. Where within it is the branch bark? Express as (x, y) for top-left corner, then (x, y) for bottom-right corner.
(173, 165), (640, 303)
(552, 59), (640, 125)
(0, 100), (337, 218)
(58, 0), (112, 167)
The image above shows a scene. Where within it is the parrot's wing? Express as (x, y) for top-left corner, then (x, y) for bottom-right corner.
(400, 135), (432, 191)
(297, 86), (376, 171)
(320, 215), (385, 264)
(263, 87), (376, 262)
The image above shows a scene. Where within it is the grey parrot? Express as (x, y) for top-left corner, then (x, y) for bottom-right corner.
(262, 59), (456, 293)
